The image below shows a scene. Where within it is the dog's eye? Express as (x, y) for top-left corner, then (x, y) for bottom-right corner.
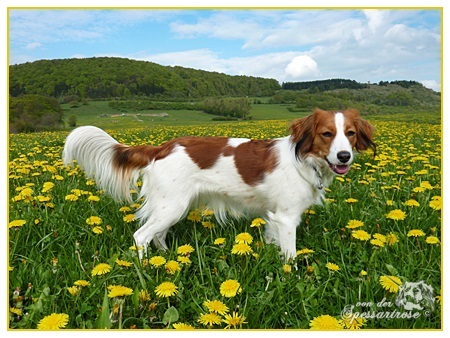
(346, 131), (356, 137)
(322, 132), (333, 138)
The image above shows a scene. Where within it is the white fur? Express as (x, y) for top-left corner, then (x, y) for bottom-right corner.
(327, 112), (354, 165)
(63, 123), (344, 260)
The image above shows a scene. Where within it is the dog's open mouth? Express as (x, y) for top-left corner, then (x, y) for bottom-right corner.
(326, 159), (349, 175)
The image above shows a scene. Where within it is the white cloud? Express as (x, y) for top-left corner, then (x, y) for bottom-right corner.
(420, 80), (440, 92)
(284, 56), (319, 79)
(363, 10), (385, 33)
(25, 42), (42, 50)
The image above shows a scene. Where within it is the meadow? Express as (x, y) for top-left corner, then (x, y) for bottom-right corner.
(8, 112), (441, 330)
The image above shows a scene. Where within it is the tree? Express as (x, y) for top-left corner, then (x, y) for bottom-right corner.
(9, 94), (63, 133)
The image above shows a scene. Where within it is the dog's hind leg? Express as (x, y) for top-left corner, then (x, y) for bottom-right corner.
(133, 196), (190, 256)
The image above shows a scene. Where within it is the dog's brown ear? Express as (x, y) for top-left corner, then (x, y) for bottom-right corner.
(355, 117), (376, 155)
(289, 112), (316, 158)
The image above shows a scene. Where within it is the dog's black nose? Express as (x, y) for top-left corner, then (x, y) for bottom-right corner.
(337, 151), (351, 163)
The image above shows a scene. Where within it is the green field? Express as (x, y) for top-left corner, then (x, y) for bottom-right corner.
(8, 108), (442, 330)
(62, 100), (307, 130)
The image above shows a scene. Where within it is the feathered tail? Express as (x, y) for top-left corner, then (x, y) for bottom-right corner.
(62, 126), (142, 202)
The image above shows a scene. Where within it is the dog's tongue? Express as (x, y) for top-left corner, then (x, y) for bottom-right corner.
(334, 165), (349, 175)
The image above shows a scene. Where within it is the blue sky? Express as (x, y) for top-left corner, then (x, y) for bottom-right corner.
(9, 8), (441, 91)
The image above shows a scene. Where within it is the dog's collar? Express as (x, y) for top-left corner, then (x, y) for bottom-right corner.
(311, 165), (324, 190)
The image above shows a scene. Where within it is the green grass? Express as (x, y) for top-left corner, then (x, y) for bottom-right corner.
(63, 101), (308, 130)
(8, 114), (441, 329)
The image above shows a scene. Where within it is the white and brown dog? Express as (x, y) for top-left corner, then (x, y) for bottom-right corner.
(63, 108), (375, 259)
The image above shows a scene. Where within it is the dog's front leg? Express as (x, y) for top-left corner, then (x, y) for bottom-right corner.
(266, 211), (300, 261)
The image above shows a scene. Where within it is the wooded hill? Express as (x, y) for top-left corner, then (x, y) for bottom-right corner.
(9, 57), (281, 99)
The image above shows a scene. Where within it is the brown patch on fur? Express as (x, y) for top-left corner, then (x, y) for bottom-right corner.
(234, 140), (278, 186)
(222, 145), (235, 157)
(113, 142), (176, 171)
(289, 109), (336, 158)
(178, 137), (230, 169)
(342, 109), (376, 154)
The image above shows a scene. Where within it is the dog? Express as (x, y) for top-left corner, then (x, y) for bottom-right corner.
(63, 108), (375, 259)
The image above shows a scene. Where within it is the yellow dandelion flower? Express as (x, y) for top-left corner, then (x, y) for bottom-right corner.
(74, 280), (90, 287)
(91, 263), (112, 276)
(64, 194), (78, 202)
(214, 238), (226, 245)
(71, 189), (82, 196)
(429, 196), (441, 210)
(407, 229), (425, 237)
(352, 230), (371, 241)
(345, 198), (358, 203)
(283, 264), (292, 273)
(165, 260), (181, 275)
(404, 199), (420, 207)
(202, 208), (214, 216)
(37, 195), (51, 203)
(250, 218), (266, 227)
(384, 233), (397, 246)
(220, 279), (242, 298)
(309, 314), (343, 330)
(119, 206), (131, 213)
(177, 244), (195, 255)
(341, 316), (367, 329)
(197, 312), (222, 327)
(379, 275), (402, 293)
(420, 181), (433, 190)
(386, 209), (406, 221)
(10, 307), (23, 316)
(373, 233), (386, 242)
(360, 270), (368, 276)
(9, 219), (26, 228)
(41, 182), (55, 192)
(177, 255), (191, 264)
(87, 195), (100, 202)
(86, 216), (102, 226)
(223, 311), (248, 329)
(346, 220), (364, 229)
(370, 239), (385, 247)
(187, 210), (201, 222)
(173, 323), (195, 330)
(426, 236), (440, 244)
(235, 232), (253, 244)
(155, 281), (178, 298)
(326, 262), (340, 271)
(115, 258), (133, 267)
(415, 169), (428, 175)
(149, 256), (166, 267)
(123, 214), (136, 223)
(67, 286), (79, 296)
(92, 226), (103, 234)
(412, 187), (425, 193)
(296, 248), (314, 256)
(108, 285), (134, 298)
(386, 200), (394, 206)
(231, 243), (253, 255)
(139, 290), (151, 302)
(204, 299), (229, 315)
(202, 221), (215, 229)
(37, 313), (69, 330)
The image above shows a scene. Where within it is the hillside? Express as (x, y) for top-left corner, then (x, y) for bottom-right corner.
(9, 57), (281, 99)
(273, 79), (440, 116)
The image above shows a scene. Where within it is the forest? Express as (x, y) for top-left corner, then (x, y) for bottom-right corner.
(9, 57), (281, 99)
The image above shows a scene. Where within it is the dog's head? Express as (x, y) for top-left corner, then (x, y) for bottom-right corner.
(289, 108), (376, 175)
